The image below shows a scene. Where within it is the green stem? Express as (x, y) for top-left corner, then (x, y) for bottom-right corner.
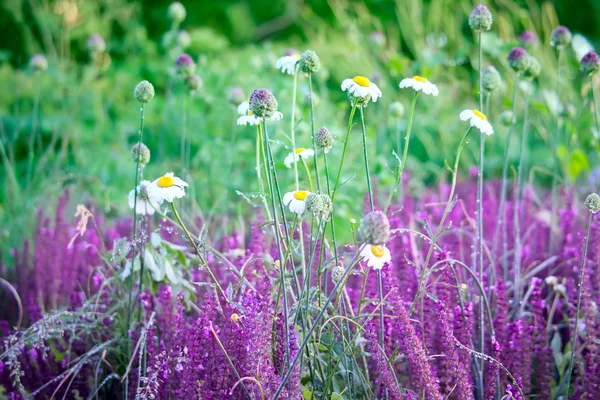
(255, 129), (271, 220)
(550, 50), (563, 254)
(591, 76), (600, 149)
(359, 106), (374, 212)
(332, 101), (358, 202)
(323, 154), (339, 265)
(308, 75), (321, 193)
(26, 81), (41, 188)
(476, 31), (485, 396)
(301, 159), (314, 192)
(564, 212), (593, 400)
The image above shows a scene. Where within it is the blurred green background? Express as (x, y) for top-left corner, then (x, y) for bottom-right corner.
(1, 0), (599, 260)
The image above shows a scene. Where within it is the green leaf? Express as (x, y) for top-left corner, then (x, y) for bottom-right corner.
(331, 393), (344, 400)
(303, 386), (314, 400)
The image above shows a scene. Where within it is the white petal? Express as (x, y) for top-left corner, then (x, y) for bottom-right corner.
(459, 110), (474, 121)
(399, 78), (413, 89)
(359, 244), (372, 259)
(269, 111), (283, 121)
(284, 153), (296, 168)
(300, 149), (314, 158)
(237, 101), (249, 115)
(341, 79), (355, 91)
(283, 192), (295, 206)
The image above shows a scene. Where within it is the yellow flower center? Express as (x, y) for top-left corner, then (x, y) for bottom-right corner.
(248, 109), (253, 116)
(295, 147), (306, 154)
(294, 191), (309, 201)
(293, 54), (301, 59)
(157, 175), (175, 188)
(413, 76), (428, 82)
(231, 313), (243, 322)
(371, 245), (385, 258)
(353, 76), (371, 87)
(472, 110), (487, 120)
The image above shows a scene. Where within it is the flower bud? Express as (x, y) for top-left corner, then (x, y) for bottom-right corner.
(357, 211), (390, 245)
(389, 101), (405, 119)
(499, 110), (513, 127)
(298, 50), (320, 75)
(185, 74), (203, 92)
(332, 265), (345, 284)
(507, 47), (530, 73)
(87, 34), (106, 54)
(551, 26), (572, 48)
(519, 31), (538, 48)
(580, 50), (600, 76)
(131, 143), (151, 166)
(249, 88), (278, 118)
(482, 65), (501, 92)
(469, 4), (493, 32)
(522, 56), (541, 79)
(29, 54), (48, 72)
(176, 53), (196, 76)
(134, 80), (155, 103)
(176, 30), (191, 49)
(315, 127), (334, 153)
(168, 2), (186, 23)
(584, 193), (600, 214)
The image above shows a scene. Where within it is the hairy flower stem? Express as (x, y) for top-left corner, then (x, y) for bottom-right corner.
(409, 127), (472, 317)
(550, 50), (563, 254)
(170, 202), (229, 304)
(492, 73), (519, 279)
(332, 100), (358, 202)
(26, 82), (41, 188)
(386, 92), (418, 212)
(359, 107), (374, 212)
(564, 212), (593, 400)
(273, 251), (363, 399)
(308, 75), (321, 193)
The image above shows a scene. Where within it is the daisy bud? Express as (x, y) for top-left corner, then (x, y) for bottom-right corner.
(584, 193), (600, 214)
(249, 88), (278, 118)
(507, 47), (530, 73)
(185, 73), (203, 92)
(168, 2), (186, 23)
(580, 50), (600, 75)
(298, 50), (321, 75)
(523, 56), (541, 79)
(228, 87), (246, 106)
(29, 54), (48, 72)
(499, 110), (513, 126)
(331, 265), (345, 284)
(520, 31), (538, 48)
(357, 210), (390, 245)
(315, 127), (334, 153)
(134, 80), (155, 103)
(560, 103), (576, 119)
(469, 4), (493, 33)
(131, 143), (151, 166)
(176, 30), (191, 49)
(176, 53), (196, 76)
(551, 26), (572, 48)
(87, 34), (106, 54)
(389, 102), (405, 119)
(481, 65), (501, 92)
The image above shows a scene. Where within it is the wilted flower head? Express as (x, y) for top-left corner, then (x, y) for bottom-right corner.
(168, 2), (186, 23)
(29, 54), (48, 72)
(185, 73), (203, 92)
(469, 4), (493, 32)
(305, 193), (332, 220)
(176, 30), (191, 49)
(341, 76), (382, 104)
(507, 47), (530, 73)
(131, 142), (151, 166)
(87, 34), (106, 54)
(357, 211), (390, 245)
(249, 88), (278, 118)
(134, 80), (155, 103)
(551, 26), (572, 48)
(580, 50), (600, 75)
(176, 53), (196, 76)
(584, 193), (600, 213)
(315, 127), (334, 153)
(520, 31), (538, 48)
(331, 265), (345, 283)
(228, 87), (245, 106)
(482, 66), (501, 92)
(523, 56), (541, 79)
(499, 110), (513, 126)
(299, 50), (320, 75)
(389, 102), (405, 119)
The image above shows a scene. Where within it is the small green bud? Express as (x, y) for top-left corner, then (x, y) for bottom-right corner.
(499, 110), (513, 126)
(482, 65), (502, 92)
(584, 193), (600, 214)
(298, 50), (320, 75)
(131, 143), (151, 166)
(315, 127), (334, 153)
(389, 102), (405, 119)
(168, 2), (186, 23)
(469, 4), (493, 32)
(134, 80), (155, 103)
(357, 211), (390, 245)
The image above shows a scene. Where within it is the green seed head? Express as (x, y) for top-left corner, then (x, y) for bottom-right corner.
(389, 101), (405, 119)
(499, 110), (513, 127)
(131, 143), (151, 166)
(522, 56), (541, 79)
(469, 4), (493, 32)
(134, 80), (155, 103)
(168, 2), (186, 23)
(357, 211), (390, 245)
(332, 265), (345, 284)
(315, 127), (334, 153)
(29, 54), (48, 72)
(585, 193), (600, 214)
(551, 26), (572, 48)
(298, 50), (321, 75)
(482, 65), (502, 92)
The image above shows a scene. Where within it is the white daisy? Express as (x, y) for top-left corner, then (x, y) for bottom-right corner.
(276, 54), (301, 75)
(129, 180), (159, 215)
(399, 76), (439, 96)
(149, 172), (188, 203)
(237, 109), (283, 126)
(284, 147), (315, 168)
(282, 190), (311, 214)
(237, 100), (250, 115)
(341, 76), (382, 102)
(459, 109), (494, 135)
(359, 244), (392, 270)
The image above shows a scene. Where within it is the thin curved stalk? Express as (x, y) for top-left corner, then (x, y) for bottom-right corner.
(332, 101), (358, 202)
(359, 106), (374, 211)
(549, 50), (563, 254)
(308, 75), (321, 192)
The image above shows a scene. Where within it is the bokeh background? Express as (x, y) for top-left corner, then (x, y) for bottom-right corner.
(1, 0), (599, 259)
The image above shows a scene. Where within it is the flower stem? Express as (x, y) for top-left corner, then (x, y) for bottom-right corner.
(591, 76), (600, 148)
(564, 212), (593, 400)
(476, 31), (485, 396)
(170, 201), (229, 303)
(549, 50), (563, 254)
(359, 107), (374, 212)
(26, 81), (41, 188)
(332, 100), (358, 202)
(323, 153), (339, 265)
(255, 129), (272, 220)
(308, 75), (321, 193)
